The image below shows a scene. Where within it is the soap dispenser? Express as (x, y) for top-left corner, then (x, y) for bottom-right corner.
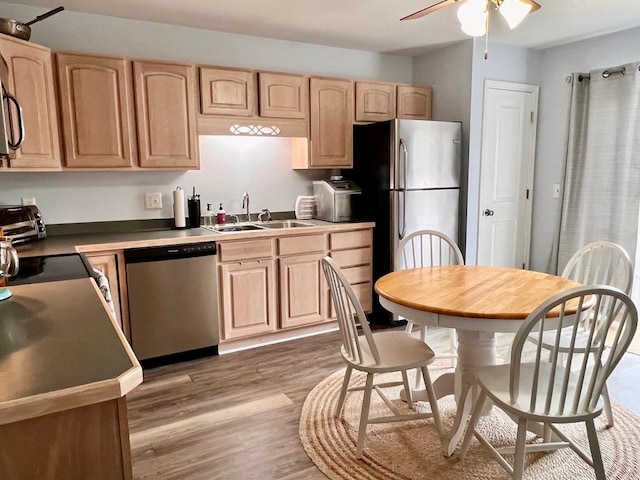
(204, 203), (215, 227)
(216, 203), (226, 224)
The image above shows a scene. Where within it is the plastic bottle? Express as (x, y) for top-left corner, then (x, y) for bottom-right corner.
(204, 203), (215, 227)
(216, 203), (226, 224)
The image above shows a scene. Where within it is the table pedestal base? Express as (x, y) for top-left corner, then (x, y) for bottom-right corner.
(400, 329), (498, 456)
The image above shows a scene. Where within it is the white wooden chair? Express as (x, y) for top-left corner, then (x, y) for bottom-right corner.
(527, 240), (633, 427)
(321, 256), (443, 459)
(459, 285), (638, 480)
(397, 229), (464, 369)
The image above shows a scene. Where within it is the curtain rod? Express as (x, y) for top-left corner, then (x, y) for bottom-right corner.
(579, 64), (640, 82)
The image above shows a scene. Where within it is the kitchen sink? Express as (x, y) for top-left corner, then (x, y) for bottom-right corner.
(207, 224), (265, 232)
(258, 220), (316, 229)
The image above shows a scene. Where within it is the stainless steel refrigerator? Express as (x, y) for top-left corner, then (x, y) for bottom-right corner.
(351, 119), (463, 324)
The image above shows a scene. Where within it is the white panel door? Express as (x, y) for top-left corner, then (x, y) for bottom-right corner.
(477, 81), (538, 268)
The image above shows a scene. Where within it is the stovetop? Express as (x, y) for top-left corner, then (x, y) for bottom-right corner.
(8, 254), (92, 286)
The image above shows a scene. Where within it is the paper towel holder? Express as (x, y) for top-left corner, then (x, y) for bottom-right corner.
(173, 186), (188, 230)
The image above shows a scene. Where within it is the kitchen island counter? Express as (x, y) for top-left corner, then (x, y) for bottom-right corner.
(0, 278), (142, 479)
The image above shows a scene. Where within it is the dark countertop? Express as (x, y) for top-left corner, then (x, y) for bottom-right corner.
(15, 220), (375, 257)
(0, 278), (142, 425)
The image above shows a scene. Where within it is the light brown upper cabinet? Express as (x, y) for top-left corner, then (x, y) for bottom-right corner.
(56, 53), (136, 168)
(258, 72), (308, 119)
(133, 61), (199, 169)
(397, 85), (433, 120)
(0, 35), (61, 169)
(199, 67), (256, 117)
(306, 77), (354, 169)
(355, 81), (396, 122)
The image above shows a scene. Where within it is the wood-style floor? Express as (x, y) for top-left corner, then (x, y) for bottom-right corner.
(126, 326), (640, 480)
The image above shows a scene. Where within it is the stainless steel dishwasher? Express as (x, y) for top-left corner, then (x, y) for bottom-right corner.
(125, 241), (219, 365)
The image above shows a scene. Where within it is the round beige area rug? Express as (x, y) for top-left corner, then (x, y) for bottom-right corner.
(300, 365), (640, 479)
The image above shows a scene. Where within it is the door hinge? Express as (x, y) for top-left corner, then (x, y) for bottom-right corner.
(526, 189), (530, 199)
(530, 111), (534, 123)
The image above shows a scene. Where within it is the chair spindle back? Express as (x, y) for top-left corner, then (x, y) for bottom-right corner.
(396, 230), (464, 270)
(510, 286), (637, 416)
(322, 256), (380, 365)
(562, 241), (633, 294)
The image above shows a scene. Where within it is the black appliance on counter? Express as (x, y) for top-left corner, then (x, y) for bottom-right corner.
(0, 205), (47, 244)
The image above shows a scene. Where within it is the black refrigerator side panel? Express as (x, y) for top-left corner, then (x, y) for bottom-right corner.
(352, 121), (395, 325)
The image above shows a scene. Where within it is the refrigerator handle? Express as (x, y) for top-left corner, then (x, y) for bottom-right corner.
(398, 138), (408, 191)
(398, 139), (408, 239)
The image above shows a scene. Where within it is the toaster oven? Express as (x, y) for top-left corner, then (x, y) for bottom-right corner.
(0, 205), (46, 244)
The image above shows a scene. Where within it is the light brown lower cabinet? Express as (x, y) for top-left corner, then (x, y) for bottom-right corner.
(328, 230), (373, 317)
(217, 228), (372, 343)
(0, 397), (133, 480)
(85, 252), (130, 339)
(279, 252), (326, 329)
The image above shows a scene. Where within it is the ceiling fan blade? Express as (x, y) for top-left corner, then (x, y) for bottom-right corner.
(400, 0), (461, 21)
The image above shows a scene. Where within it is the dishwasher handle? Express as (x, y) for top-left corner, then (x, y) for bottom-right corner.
(124, 242), (217, 263)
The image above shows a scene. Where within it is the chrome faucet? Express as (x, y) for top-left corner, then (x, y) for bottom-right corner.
(242, 192), (250, 221)
(258, 209), (272, 222)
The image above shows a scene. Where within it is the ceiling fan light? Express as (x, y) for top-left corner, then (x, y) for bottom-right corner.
(460, 16), (487, 37)
(457, 0), (487, 26)
(499, 0), (532, 29)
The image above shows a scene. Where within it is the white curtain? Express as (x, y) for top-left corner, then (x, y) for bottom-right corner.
(555, 62), (640, 292)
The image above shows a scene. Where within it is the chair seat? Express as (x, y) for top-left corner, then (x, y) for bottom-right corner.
(476, 363), (603, 423)
(342, 331), (436, 373)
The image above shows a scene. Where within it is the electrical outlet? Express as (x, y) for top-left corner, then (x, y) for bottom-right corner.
(144, 192), (163, 210)
(21, 197), (36, 206)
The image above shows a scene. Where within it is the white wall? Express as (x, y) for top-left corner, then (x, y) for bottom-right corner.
(0, 2), (413, 225)
(530, 26), (640, 272)
(413, 39), (540, 263)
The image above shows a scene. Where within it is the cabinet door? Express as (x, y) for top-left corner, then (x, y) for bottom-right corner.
(85, 254), (123, 330)
(355, 81), (396, 122)
(309, 77), (353, 168)
(219, 260), (277, 340)
(279, 253), (326, 329)
(200, 67), (256, 117)
(397, 85), (432, 120)
(134, 61), (199, 169)
(1, 37), (61, 169)
(56, 53), (136, 168)
(259, 72), (308, 119)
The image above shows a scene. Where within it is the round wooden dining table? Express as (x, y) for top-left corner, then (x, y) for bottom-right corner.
(374, 265), (582, 457)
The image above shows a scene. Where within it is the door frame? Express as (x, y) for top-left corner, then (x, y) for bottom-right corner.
(477, 80), (539, 268)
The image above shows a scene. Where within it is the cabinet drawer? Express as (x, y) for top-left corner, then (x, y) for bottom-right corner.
(342, 265), (371, 285)
(328, 281), (372, 318)
(278, 234), (326, 256)
(218, 239), (274, 262)
(330, 230), (372, 250)
(331, 247), (371, 268)
(353, 282), (372, 312)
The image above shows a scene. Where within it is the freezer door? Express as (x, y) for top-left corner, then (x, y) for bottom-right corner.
(396, 120), (461, 190)
(392, 189), (460, 266)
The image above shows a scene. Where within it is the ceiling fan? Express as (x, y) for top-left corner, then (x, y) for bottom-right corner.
(401, 0), (541, 37)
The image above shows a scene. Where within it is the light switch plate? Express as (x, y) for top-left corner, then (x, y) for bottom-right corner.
(553, 183), (561, 199)
(144, 192), (163, 209)
(21, 197), (36, 206)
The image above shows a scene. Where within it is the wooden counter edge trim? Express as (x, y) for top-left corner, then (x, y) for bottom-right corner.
(74, 223), (376, 254)
(89, 278), (141, 372)
(0, 373), (142, 427)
